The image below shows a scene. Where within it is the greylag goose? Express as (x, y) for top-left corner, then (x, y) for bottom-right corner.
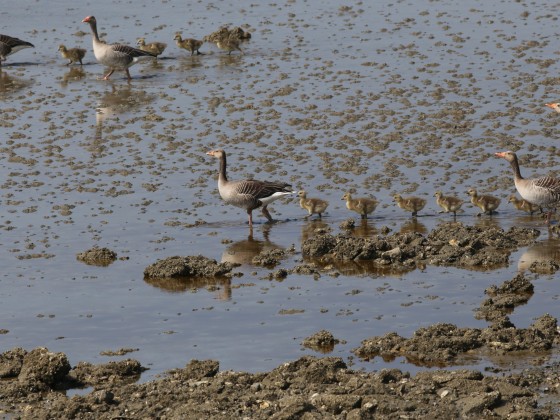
(58, 45), (86, 65)
(434, 191), (464, 216)
(206, 149), (294, 226)
(136, 37), (167, 58)
(495, 151), (560, 223)
(393, 194), (426, 217)
(545, 103), (560, 113)
(0, 34), (34, 66)
(342, 192), (378, 219)
(173, 34), (203, 56)
(297, 190), (328, 219)
(466, 188), (500, 216)
(508, 195), (540, 216)
(82, 16), (156, 80)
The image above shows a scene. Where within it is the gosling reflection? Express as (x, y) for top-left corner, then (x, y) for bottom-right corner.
(144, 275), (232, 301)
(300, 219), (331, 243)
(517, 238), (560, 273)
(59, 66), (85, 88)
(221, 224), (283, 266)
(0, 70), (31, 99)
(400, 219), (427, 234)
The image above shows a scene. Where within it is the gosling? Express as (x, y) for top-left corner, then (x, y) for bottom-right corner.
(297, 190), (328, 219)
(215, 36), (243, 55)
(174, 34), (203, 56)
(393, 194), (426, 217)
(467, 188), (500, 216)
(342, 192), (378, 219)
(434, 191), (464, 216)
(57, 45), (86, 65)
(508, 195), (540, 216)
(136, 38), (167, 58)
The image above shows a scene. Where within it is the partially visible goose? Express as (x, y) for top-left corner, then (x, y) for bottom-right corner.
(434, 191), (464, 216)
(495, 150), (560, 223)
(466, 188), (500, 216)
(393, 194), (426, 217)
(0, 34), (34, 66)
(82, 16), (156, 80)
(58, 45), (86, 65)
(174, 34), (203, 56)
(508, 194), (540, 216)
(206, 149), (294, 226)
(545, 102), (560, 113)
(136, 37), (167, 58)
(342, 192), (378, 219)
(297, 190), (328, 219)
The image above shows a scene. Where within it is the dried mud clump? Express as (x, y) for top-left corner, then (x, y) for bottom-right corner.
(18, 347), (71, 388)
(302, 222), (539, 270)
(475, 273), (534, 321)
(76, 247), (117, 267)
(354, 314), (559, 366)
(252, 247), (294, 267)
(143, 255), (235, 279)
(302, 330), (342, 353)
(1, 350), (559, 418)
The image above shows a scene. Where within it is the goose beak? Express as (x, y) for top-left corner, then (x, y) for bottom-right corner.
(494, 152), (505, 158)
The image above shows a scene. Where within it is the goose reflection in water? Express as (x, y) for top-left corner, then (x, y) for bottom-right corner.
(517, 238), (560, 273)
(400, 219), (427, 235)
(221, 224), (283, 266)
(0, 69), (30, 99)
(90, 84), (156, 154)
(59, 66), (85, 88)
(144, 275), (232, 301)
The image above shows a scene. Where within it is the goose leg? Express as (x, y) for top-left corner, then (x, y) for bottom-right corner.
(125, 68), (132, 80)
(247, 210), (254, 227)
(261, 205), (274, 223)
(103, 69), (115, 80)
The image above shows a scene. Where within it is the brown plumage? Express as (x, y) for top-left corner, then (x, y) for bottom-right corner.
(434, 191), (464, 216)
(174, 34), (203, 56)
(495, 151), (560, 224)
(206, 149), (294, 226)
(136, 38), (167, 58)
(508, 195), (540, 216)
(342, 192), (378, 219)
(467, 188), (500, 216)
(297, 190), (328, 219)
(0, 34), (34, 66)
(58, 45), (86, 65)
(393, 194), (426, 217)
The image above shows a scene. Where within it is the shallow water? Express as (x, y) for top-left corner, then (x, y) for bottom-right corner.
(1, 0), (559, 380)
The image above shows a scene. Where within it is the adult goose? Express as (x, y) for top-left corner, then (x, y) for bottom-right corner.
(82, 16), (156, 80)
(495, 151), (560, 223)
(342, 192), (378, 219)
(0, 34), (34, 66)
(206, 149), (294, 226)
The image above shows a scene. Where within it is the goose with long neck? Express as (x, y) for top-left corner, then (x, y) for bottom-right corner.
(0, 34), (34, 66)
(495, 150), (560, 223)
(206, 149), (294, 226)
(82, 16), (156, 80)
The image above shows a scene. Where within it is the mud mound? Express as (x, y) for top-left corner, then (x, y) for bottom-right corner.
(302, 222), (539, 270)
(76, 247), (117, 267)
(143, 255), (235, 279)
(475, 273), (534, 321)
(302, 329), (343, 353)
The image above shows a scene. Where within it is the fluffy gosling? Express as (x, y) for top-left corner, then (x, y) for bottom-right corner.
(508, 195), (540, 215)
(342, 192), (378, 219)
(467, 188), (500, 216)
(174, 34), (203, 56)
(136, 38), (167, 58)
(57, 45), (86, 65)
(393, 194), (426, 217)
(297, 190), (328, 219)
(434, 191), (464, 216)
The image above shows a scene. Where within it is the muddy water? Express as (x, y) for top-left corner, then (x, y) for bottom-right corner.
(1, 0), (559, 380)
